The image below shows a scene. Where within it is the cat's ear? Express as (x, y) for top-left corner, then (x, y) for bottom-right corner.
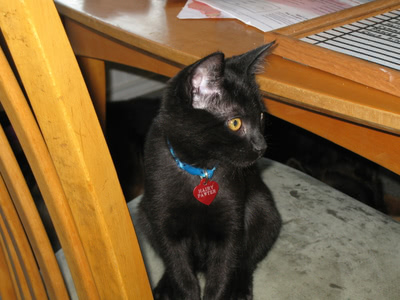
(231, 41), (275, 75)
(190, 52), (224, 109)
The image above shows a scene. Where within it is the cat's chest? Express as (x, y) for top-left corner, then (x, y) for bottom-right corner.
(165, 201), (243, 244)
(165, 177), (245, 240)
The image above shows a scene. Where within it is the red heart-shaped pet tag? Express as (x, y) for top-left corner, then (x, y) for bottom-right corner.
(193, 178), (219, 205)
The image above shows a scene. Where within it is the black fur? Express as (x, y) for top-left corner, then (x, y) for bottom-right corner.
(138, 43), (282, 300)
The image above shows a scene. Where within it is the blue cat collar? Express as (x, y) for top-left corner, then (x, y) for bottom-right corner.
(167, 140), (216, 179)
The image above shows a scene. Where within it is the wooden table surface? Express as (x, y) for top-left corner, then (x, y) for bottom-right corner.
(55, 0), (400, 174)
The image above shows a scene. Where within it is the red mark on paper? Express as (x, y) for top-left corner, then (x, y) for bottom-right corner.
(189, 0), (221, 18)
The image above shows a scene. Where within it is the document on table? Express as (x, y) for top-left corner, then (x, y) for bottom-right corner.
(178, 0), (373, 32)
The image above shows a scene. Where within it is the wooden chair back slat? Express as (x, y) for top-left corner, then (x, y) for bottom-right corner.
(0, 0), (152, 298)
(0, 46), (98, 299)
(0, 171), (48, 300)
(0, 241), (18, 300)
(0, 119), (69, 299)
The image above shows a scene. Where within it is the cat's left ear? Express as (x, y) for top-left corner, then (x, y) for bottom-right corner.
(190, 52), (225, 109)
(232, 41), (275, 75)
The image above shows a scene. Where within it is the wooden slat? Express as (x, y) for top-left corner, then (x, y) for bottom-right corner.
(0, 0), (152, 298)
(0, 123), (69, 299)
(0, 176), (32, 300)
(0, 46), (98, 299)
(0, 173), (48, 299)
(0, 240), (18, 300)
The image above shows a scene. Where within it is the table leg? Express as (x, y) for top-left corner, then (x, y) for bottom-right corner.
(78, 56), (106, 130)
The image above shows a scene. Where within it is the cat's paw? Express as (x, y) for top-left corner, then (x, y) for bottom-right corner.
(229, 290), (253, 300)
(152, 288), (171, 300)
(235, 294), (253, 300)
(230, 282), (253, 300)
(153, 274), (201, 300)
(153, 276), (173, 300)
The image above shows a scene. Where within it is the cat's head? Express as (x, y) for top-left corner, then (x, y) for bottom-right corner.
(160, 42), (275, 168)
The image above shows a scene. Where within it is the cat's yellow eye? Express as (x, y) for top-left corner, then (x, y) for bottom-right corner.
(227, 118), (242, 131)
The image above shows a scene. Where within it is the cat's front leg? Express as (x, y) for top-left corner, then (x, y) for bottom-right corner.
(153, 271), (199, 300)
(202, 238), (240, 300)
(153, 273), (173, 300)
(153, 242), (201, 300)
(153, 268), (201, 300)
(230, 265), (254, 300)
(205, 251), (255, 300)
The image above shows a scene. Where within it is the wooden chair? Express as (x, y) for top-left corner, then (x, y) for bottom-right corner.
(0, 0), (152, 299)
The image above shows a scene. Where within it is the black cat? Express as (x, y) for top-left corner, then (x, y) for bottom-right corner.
(138, 43), (282, 300)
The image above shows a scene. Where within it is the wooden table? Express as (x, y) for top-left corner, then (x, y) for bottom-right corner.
(55, 0), (400, 175)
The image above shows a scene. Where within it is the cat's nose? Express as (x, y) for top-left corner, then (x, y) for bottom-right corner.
(253, 143), (267, 155)
(251, 135), (267, 155)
